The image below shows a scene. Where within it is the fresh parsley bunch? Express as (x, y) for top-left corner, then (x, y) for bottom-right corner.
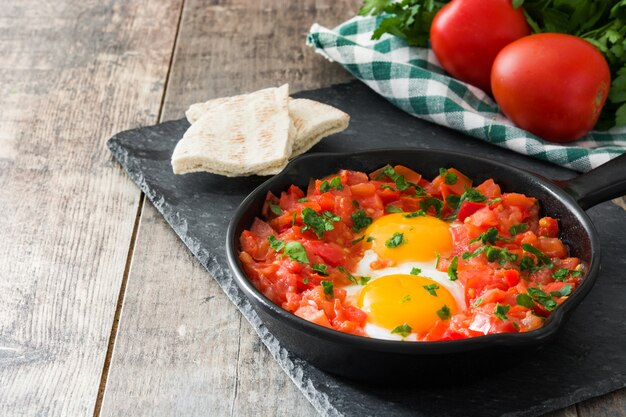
(359, 0), (626, 129)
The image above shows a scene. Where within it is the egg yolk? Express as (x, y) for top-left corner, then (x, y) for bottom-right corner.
(357, 274), (458, 335)
(364, 213), (452, 263)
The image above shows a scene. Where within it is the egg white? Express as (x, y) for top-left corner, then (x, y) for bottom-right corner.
(343, 249), (467, 339)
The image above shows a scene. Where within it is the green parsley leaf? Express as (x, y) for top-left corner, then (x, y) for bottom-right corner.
(439, 168), (458, 185)
(423, 283), (439, 296)
(420, 197), (444, 217)
(352, 200), (360, 208)
(284, 241), (309, 264)
(312, 263), (329, 276)
(551, 284), (573, 297)
(446, 194), (461, 209)
(401, 294), (412, 303)
(269, 203), (283, 215)
(292, 212), (297, 227)
(303, 278), (309, 284)
(473, 297), (483, 307)
(516, 293), (535, 308)
(522, 243), (553, 268)
(298, 198), (309, 203)
(437, 305), (451, 320)
(360, 276), (371, 285)
(320, 177), (344, 193)
(448, 255), (458, 281)
(410, 267), (422, 275)
(527, 287), (557, 311)
(301, 208), (340, 239)
(366, 236), (376, 242)
(435, 253), (441, 268)
(352, 236), (365, 245)
(552, 268), (569, 281)
(267, 235), (285, 252)
(470, 227), (513, 245)
(351, 209), (373, 233)
(494, 303), (510, 321)
(337, 266), (357, 284)
(403, 210), (425, 218)
(488, 198), (502, 204)
(380, 166), (410, 191)
(380, 184), (396, 191)
(509, 223), (528, 236)
(390, 323), (412, 337)
(570, 270), (583, 278)
(386, 204), (403, 213)
(385, 232), (405, 248)
(519, 255), (535, 271)
(321, 280), (334, 298)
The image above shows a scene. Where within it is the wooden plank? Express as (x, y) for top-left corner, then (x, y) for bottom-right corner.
(100, 1), (626, 417)
(0, 1), (181, 416)
(578, 389), (626, 417)
(100, 1), (358, 416)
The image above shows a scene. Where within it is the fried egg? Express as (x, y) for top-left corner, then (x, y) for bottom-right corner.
(344, 213), (465, 341)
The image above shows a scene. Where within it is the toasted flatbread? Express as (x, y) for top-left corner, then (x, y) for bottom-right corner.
(287, 98), (349, 156)
(172, 84), (293, 177)
(187, 98), (349, 158)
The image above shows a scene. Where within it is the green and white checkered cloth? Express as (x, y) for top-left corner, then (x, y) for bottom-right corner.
(307, 16), (626, 173)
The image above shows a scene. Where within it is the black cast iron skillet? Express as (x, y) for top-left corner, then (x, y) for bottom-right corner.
(226, 149), (626, 383)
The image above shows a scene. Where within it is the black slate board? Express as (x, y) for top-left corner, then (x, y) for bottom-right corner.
(108, 81), (626, 417)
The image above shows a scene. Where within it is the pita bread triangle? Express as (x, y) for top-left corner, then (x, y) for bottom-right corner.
(171, 84), (293, 177)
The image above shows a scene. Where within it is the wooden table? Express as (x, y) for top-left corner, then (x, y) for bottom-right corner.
(1, 1), (624, 416)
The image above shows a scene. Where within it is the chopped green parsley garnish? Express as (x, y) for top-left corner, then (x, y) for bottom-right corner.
(423, 283), (439, 296)
(435, 253), (441, 268)
(352, 236), (365, 245)
(403, 210), (425, 218)
(448, 255), (458, 281)
(527, 287), (557, 311)
(439, 168), (458, 185)
(366, 236), (376, 242)
(515, 293), (535, 308)
(284, 241), (309, 264)
(269, 203), (283, 215)
(351, 209), (373, 233)
(301, 208), (340, 239)
(337, 266), (358, 284)
(390, 323), (412, 337)
(267, 235), (285, 252)
(445, 195), (461, 209)
(320, 176), (344, 192)
(470, 227), (513, 245)
(321, 280), (334, 298)
(509, 223), (528, 236)
(352, 200), (360, 208)
(360, 276), (371, 285)
(473, 297), (483, 307)
(551, 284), (573, 298)
(385, 232), (405, 248)
(410, 267), (422, 275)
(312, 263), (329, 276)
(420, 197), (444, 217)
(494, 303), (510, 321)
(386, 204), (403, 213)
(443, 187), (487, 220)
(379, 166), (410, 191)
(297, 198), (309, 203)
(380, 184), (396, 191)
(400, 294), (412, 303)
(437, 305), (451, 320)
(303, 278), (309, 284)
(292, 212), (297, 227)
(522, 244), (553, 268)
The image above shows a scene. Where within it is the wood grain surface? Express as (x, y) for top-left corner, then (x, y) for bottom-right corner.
(0, 1), (182, 416)
(1, 0), (624, 416)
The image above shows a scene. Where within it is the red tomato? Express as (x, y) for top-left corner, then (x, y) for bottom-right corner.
(430, 0), (529, 93)
(491, 34), (611, 142)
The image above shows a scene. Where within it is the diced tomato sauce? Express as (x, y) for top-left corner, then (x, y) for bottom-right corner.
(239, 165), (585, 341)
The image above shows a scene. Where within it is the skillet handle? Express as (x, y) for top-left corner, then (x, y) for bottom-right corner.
(557, 153), (626, 210)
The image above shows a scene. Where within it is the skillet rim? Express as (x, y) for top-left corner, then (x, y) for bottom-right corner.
(226, 148), (601, 355)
